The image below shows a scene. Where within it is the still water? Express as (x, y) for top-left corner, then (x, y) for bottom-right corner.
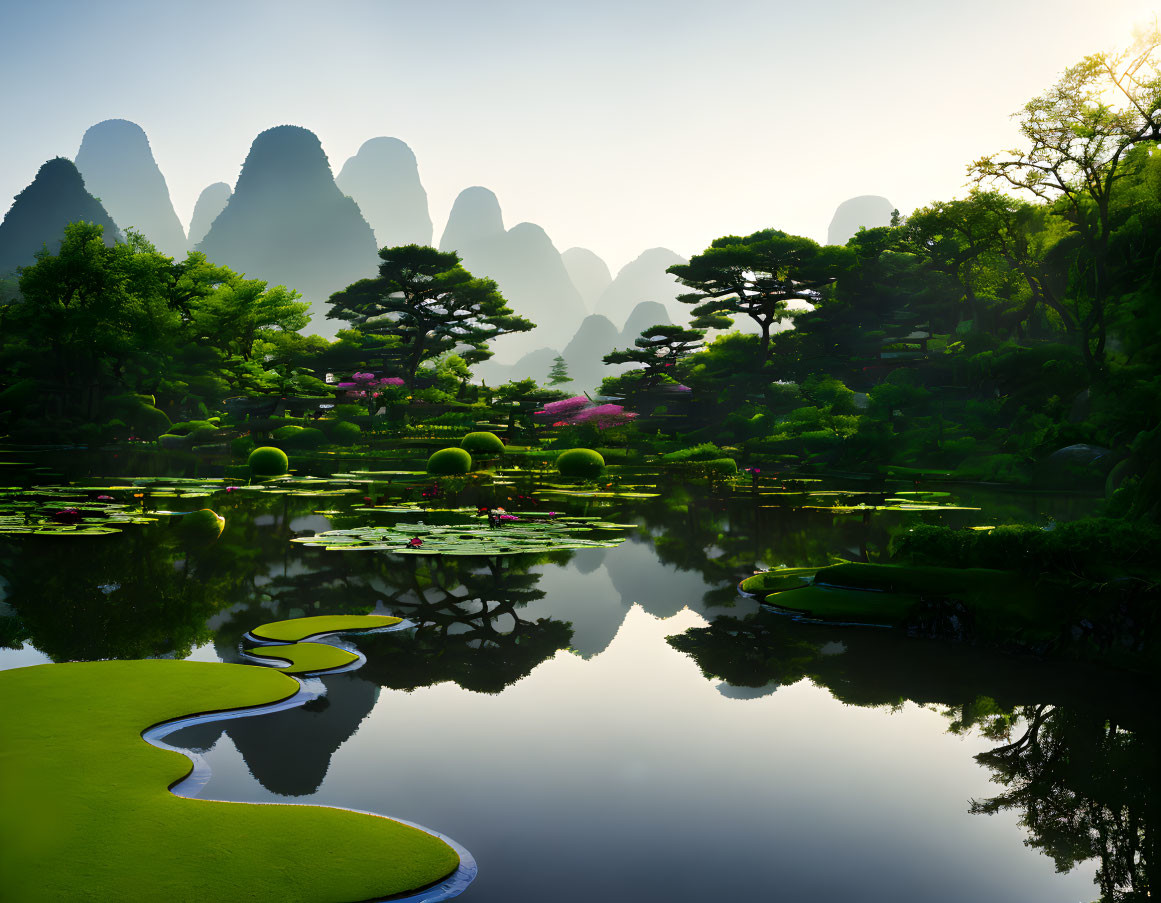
(1, 466), (1144, 901)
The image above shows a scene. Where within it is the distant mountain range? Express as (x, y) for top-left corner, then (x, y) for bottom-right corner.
(0, 119), (893, 367)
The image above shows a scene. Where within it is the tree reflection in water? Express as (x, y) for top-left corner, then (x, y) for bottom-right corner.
(970, 704), (1157, 902)
(669, 610), (1156, 902)
(355, 553), (574, 695)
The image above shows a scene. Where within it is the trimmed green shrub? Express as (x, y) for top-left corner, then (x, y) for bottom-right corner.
(249, 446), (289, 476)
(272, 425), (325, 449)
(330, 421), (361, 446)
(556, 448), (605, 478)
(427, 447), (472, 475)
(460, 431), (504, 454)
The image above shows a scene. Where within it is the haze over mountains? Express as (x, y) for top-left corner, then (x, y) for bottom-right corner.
(186, 183), (231, 247)
(438, 186), (588, 358)
(0, 158), (120, 276)
(74, 119), (188, 258)
(561, 248), (612, 311)
(594, 247), (689, 329)
(827, 195), (895, 246)
(197, 125), (379, 335)
(336, 137), (433, 249)
(0, 117), (896, 381)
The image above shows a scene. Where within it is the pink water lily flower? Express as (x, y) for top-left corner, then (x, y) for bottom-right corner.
(406, 537), (423, 549)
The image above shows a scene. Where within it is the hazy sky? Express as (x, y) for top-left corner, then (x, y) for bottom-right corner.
(1, 0), (1155, 272)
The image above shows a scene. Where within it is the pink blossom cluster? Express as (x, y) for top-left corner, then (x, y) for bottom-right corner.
(335, 374), (406, 399)
(571, 404), (638, 430)
(535, 396), (590, 418)
(534, 396), (636, 430)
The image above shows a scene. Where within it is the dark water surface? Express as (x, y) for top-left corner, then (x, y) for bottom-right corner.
(2, 459), (1148, 901)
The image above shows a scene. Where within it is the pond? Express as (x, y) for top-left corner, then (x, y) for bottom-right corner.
(0, 454), (1148, 901)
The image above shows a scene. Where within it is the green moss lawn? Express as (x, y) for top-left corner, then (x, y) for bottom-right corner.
(0, 659), (458, 902)
(245, 641), (360, 674)
(249, 614), (402, 643)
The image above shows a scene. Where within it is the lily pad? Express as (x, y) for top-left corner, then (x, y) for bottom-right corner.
(292, 516), (628, 556)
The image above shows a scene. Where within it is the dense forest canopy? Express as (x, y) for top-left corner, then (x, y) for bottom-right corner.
(0, 29), (1157, 520)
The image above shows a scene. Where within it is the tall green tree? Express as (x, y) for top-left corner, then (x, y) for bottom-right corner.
(603, 324), (704, 384)
(0, 221), (319, 434)
(668, 229), (853, 361)
(546, 354), (570, 386)
(971, 28), (1161, 375)
(326, 245), (534, 385)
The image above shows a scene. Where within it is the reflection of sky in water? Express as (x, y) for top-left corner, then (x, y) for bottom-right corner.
(158, 539), (1093, 903)
(0, 490), (1109, 901)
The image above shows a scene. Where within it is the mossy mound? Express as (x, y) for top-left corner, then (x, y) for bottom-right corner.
(245, 641), (360, 674)
(329, 420), (361, 446)
(272, 424), (326, 449)
(177, 508), (225, 544)
(766, 583), (918, 624)
(0, 660), (460, 901)
(427, 447), (472, 475)
(460, 431), (504, 454)
(556, 448), (605, 478)
(250, 614), (402, 643)
(740, 568), (818, 595)
(248, 446), (289, 476)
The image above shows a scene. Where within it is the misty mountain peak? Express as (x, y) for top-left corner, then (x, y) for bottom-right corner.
(74, 119), (186, 257)
(561, 247), (612, 311)
(336, 137), (432, 249)
(595, 247), (688, 328)
(197, 124), (378, 335)
(827, 195), (895, 246)
(0, 157), (120, 275)
(187, 182), (232, 247)
(439, 186), (505, 252)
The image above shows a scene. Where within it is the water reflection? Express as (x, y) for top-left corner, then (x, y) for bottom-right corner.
(0, 467), (1141, 901)
(171, 672), (381, 797)
(972, 704), (1158, 902)
(668, 609), (1156, 902)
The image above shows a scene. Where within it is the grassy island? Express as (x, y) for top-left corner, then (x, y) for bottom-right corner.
(0, 659), (459, 902)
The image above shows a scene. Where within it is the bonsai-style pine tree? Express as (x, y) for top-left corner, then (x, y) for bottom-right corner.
(668, 229), (853, 361)
(327, 244), (534, 385)
(602, 324), (704, 385)
(546, 354), (570, 386)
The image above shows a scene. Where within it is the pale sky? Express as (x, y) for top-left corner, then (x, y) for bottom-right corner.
(1, 0), (1155, 273)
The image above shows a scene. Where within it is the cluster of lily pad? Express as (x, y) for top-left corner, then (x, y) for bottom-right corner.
(0, 488), (163, 536)
(291, 514), (630, 555)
